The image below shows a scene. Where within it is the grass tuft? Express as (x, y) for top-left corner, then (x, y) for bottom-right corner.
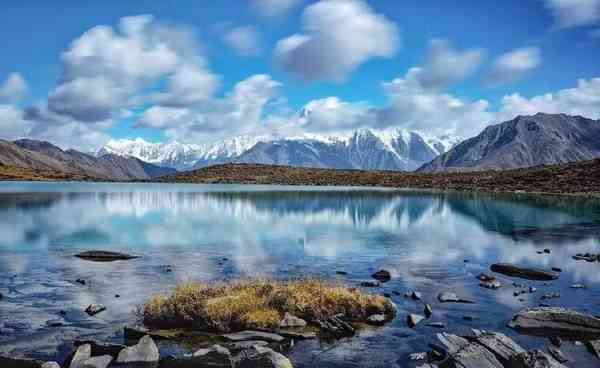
(142, 278), (395, 332)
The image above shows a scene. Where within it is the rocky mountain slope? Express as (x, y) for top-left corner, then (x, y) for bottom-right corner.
(100, 129), (459, 171)
(418, 113), (600, 172)
(0, 139), (175, 180)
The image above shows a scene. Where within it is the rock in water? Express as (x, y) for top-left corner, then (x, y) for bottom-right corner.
(74, 250), (139, 262)
(42, 363), (61, 368)
(234, 346), (293, 368)
(437, 292), (475, 303)
(508, 307), (600, 339)
(585, 340), (600, 359)
(508, 349), (568, 368)
(479, 280), (502, 289)
(411, 291), (422, 300)
(279, 313), (307, 328)
(223, 331), (285, 343)
(547, 346), (569, 363)
(490, 263), (559, 281)
(82, 355), (112, 368)
(474, 331), (526, 365)
(424, 304), (433, 318)
(371, 269), (391, 282)
(192, 344), (232, 366)
(407, 314), (425, 328)
(84, 304), (106, 316)
(437, 333), (504, 368)
(116, 335), (159, 364)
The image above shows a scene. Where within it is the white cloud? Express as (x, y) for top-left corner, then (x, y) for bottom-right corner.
(222, 25), (263, 57)
(484, 47), (542, 86)
(544, 0), (600, 28)
(251, 0), (301, 19)
(0, 73), (28, 103)
(412, 39), (486, 91)
(496, 77), (600, 121)
(137, 74), (282, 142)
(274, 0), (399, 81)
(0, 104), (31, 140)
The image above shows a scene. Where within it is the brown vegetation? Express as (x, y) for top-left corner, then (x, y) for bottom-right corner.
(158, 159), (600, 196)
(142, 279), (395, 332)
(0, 163), (98, 181)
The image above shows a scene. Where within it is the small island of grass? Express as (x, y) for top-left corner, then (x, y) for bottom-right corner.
(142, 278), (396, 334)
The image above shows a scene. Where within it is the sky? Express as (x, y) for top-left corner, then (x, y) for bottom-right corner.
(0, 0), (599, 150)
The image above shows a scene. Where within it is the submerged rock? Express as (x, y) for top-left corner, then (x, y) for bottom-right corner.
(490, 263), (559, 281)
(223, 331), (285, 343)
(437, 292), (475, 303)
(371, 269), (391, 282)
(84, 304), (106, 316)
(116, 335), (159, 364)
(74, 250), (139, 262)
(508, 307), (600, 338)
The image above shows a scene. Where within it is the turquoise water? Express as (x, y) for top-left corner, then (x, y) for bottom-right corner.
(1, 182), (599, 367)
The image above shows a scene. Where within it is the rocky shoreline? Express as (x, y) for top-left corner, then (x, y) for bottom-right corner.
(3, 251), (600, 367)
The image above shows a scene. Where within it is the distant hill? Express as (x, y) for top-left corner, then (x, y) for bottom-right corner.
(418, 113), (600, 172)
(0, 139), (175, 181)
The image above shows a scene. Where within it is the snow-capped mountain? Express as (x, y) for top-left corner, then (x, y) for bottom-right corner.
(98, 130), (460, 172)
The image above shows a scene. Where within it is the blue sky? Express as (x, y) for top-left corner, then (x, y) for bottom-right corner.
(0, 0), (599, 149)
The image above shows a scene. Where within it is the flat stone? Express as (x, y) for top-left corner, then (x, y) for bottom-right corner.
(474, 331), (526, 365)
(116, 335), (159, 364)
(74, 250), (139, 262)
(279, 313), (306, 328)
(437, 291), (475, 303)
(508, 307), (600, 339)
(437, 333), (504, 368)
(82, 355), (112, 368)
(490, 263), (559, 281)
(367, 314), (386, 326)
(70, 344), (92, 368)
(371, 269), (391, 282)
(192, 344), (232, 367)
(407, 314), (425, 328)
(223, 330), (284, 343)
(508, 349), (568, 368)
(84, 304), (105, 316)
(233, 346), (293, 368)
(585, 339), (600, 359)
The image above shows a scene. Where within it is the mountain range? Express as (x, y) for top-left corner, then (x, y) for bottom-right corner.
(0, 139), (175, 180)
(418, 113), (600, 172)
(99, 129), (460, 172)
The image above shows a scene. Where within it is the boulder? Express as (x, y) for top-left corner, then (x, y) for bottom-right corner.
(585, 339), (600, 359)
(116, 335), (159, 364)
(70, 344), (91, 368)
(279, 313), (306, 328)
(474, 331), (526, 365)
(371, 270), (391, 282)
(508, 349), (568, 368)
(490, 263), (559, 281)
(411, 291), (422, 300)
(437, 292), (475, 303)
(84, 304), (105, 316)
(191, 344), (232, 367)
(407, 314), (425, 328)
(74, 250), (139, 262)
(233, 346), (293, 368)
(508, 307), (600, 339)
(82, 355), (112, 368)
(222, 331), (284, 343)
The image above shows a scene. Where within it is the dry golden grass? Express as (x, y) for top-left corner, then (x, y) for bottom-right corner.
(142, 278), (395, 332)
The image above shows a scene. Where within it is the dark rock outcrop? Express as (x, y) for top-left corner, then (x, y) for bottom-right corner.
(508, 307), (600, 339)
(490, 263), (559, 281)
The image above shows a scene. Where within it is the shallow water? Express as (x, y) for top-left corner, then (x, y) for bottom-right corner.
(1, 182), (599, 367)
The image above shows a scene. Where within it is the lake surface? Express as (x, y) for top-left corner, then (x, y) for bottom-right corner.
(1, 182), (600, 367)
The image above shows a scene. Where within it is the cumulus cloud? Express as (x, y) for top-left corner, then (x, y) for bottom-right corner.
(274, 0), (399, 81)
(137, 74), (282, 142)
(411, 39), (486, 91)
(251, 0), (301, 19)
(496, 77), (600, 121)
(0, 104), (31, 140)
(484, 47), (541, 86)
(47, 15), (217, 122)
(222, 25), (263, 57)
(0, 73), (28, 103)
(544, 0), (600, 28)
